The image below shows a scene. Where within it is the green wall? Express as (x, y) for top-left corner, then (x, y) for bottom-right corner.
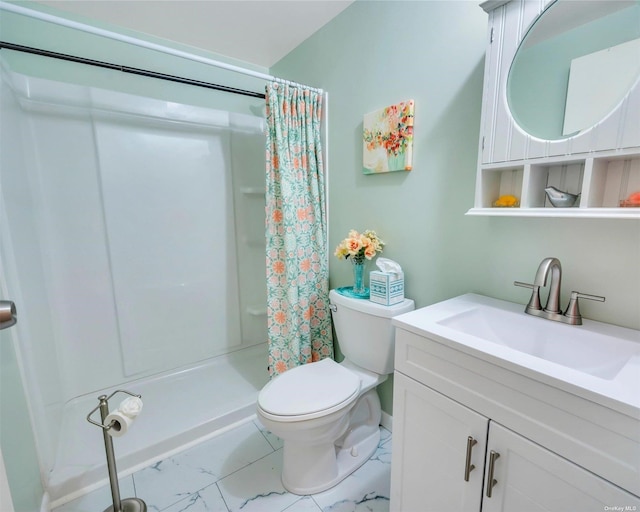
(0, 327), (42, 512)
(272, 0), (640, 414)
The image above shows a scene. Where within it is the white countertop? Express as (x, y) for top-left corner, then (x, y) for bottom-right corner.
(392, 293), (640, 418)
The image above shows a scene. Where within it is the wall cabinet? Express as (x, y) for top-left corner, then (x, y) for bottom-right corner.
(469, 0), (640, 218)
(390, 327), (640, 511)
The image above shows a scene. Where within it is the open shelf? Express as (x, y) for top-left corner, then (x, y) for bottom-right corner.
(470, 151), (640, 219)
(587, 155), (640, 208)
(467, 207), (640, 219)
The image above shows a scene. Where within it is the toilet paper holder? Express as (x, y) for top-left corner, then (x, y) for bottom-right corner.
(87, 390), (147, 512)
(86, 389), (141, 432)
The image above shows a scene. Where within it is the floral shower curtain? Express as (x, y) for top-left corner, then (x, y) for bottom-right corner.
(265, 81), (333, 377)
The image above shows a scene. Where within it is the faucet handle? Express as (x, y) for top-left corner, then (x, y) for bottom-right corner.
(514, 281), (542, 312)
(563, 291), (606, 325)
(573, 292), (605, 302)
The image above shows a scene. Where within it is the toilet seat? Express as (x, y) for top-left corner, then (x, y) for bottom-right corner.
(258, 359), (360, 421)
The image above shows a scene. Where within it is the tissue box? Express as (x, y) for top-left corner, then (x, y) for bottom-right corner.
(369, 270), (405, 305)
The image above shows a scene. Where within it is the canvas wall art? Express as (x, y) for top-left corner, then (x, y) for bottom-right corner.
(362, 99), (414, 174)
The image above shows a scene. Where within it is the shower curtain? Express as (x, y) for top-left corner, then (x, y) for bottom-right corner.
(265, 82), (333, 376)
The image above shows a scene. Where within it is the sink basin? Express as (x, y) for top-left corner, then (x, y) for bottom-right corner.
(393, 294), (640, 390)
(393, 293), (640, 425)
(437, 304), (639, 379)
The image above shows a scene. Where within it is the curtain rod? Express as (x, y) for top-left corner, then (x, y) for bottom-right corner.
(0, 1), (322, 94)
(0, 41), (266, 99)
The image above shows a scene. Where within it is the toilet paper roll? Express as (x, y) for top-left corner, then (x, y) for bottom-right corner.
(104, 411), (135, 438)
(119, 396), (143, 418)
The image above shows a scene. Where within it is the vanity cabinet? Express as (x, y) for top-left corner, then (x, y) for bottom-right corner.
(390, 328), (640, 511)
(468, 0), (640, 218)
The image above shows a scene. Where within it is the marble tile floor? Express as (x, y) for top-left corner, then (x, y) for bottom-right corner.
(53, 419), (392, 512)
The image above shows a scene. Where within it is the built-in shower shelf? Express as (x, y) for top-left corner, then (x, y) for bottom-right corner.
(247, 306), (267, 316)
(241, 187), (266, 196)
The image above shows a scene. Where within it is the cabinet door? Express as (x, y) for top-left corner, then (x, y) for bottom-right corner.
(482, 422), (640, 512)
(481, 0), (549, 164)
(390, 373), (488, 512)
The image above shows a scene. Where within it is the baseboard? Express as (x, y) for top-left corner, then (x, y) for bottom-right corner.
(380, 411), (393, 432)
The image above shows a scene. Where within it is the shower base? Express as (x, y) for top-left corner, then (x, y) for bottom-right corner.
(48, 343), (268, 506)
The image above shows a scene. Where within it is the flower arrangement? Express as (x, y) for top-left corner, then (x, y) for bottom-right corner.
(334, 229), (385, 264)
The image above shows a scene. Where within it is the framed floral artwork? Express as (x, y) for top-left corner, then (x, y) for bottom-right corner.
(362, 99), (414, 174)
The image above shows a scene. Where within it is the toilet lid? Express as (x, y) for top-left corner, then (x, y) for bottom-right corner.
(258, 359), (360, 417)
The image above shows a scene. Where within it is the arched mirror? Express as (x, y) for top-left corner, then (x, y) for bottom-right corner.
(507, 0), (640, 141)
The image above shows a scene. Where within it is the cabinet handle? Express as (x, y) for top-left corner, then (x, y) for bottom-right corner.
(464, 436), (477, 482)
(486, 450), (500, 498)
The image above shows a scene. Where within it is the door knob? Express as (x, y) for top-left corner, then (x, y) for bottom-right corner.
(0, 300), (17, 330)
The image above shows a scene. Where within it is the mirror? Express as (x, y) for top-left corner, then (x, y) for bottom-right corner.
(507, 0), (640, 141)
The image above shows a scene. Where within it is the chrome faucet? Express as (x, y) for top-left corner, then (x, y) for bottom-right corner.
(515, 257), (605, 325)
(533, 257), (562, 313)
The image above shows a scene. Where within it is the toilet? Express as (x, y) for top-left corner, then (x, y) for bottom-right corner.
(256, 289), (414, 495)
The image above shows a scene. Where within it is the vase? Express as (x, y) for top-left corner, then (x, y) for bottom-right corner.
(351, 259), (367, 295)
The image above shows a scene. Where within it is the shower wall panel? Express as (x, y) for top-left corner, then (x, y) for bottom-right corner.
(7, 74), (252, 397)
(2, 62), (264, 413)
(23, 104), (123, 401)
(230, 118), (268, 345)
(1, 56), (267, 500)
(23, 95), (244, 394)
(96, 117), (242, 376)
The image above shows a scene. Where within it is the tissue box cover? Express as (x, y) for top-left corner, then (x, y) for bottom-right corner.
(369, 270), (404, 305)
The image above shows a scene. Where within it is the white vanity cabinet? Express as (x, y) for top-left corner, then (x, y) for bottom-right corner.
(390, 327), (640, 512)
(468, 0), (640, 218)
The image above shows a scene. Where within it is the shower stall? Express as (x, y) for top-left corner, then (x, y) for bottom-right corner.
(0, 51), (269, 504)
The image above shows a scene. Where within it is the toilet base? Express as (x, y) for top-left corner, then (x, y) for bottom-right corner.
(282, 426), (381, 495)
(279, 389), (382, 495)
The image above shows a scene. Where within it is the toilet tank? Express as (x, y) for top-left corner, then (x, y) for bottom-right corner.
(329, 289), (414, 375)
